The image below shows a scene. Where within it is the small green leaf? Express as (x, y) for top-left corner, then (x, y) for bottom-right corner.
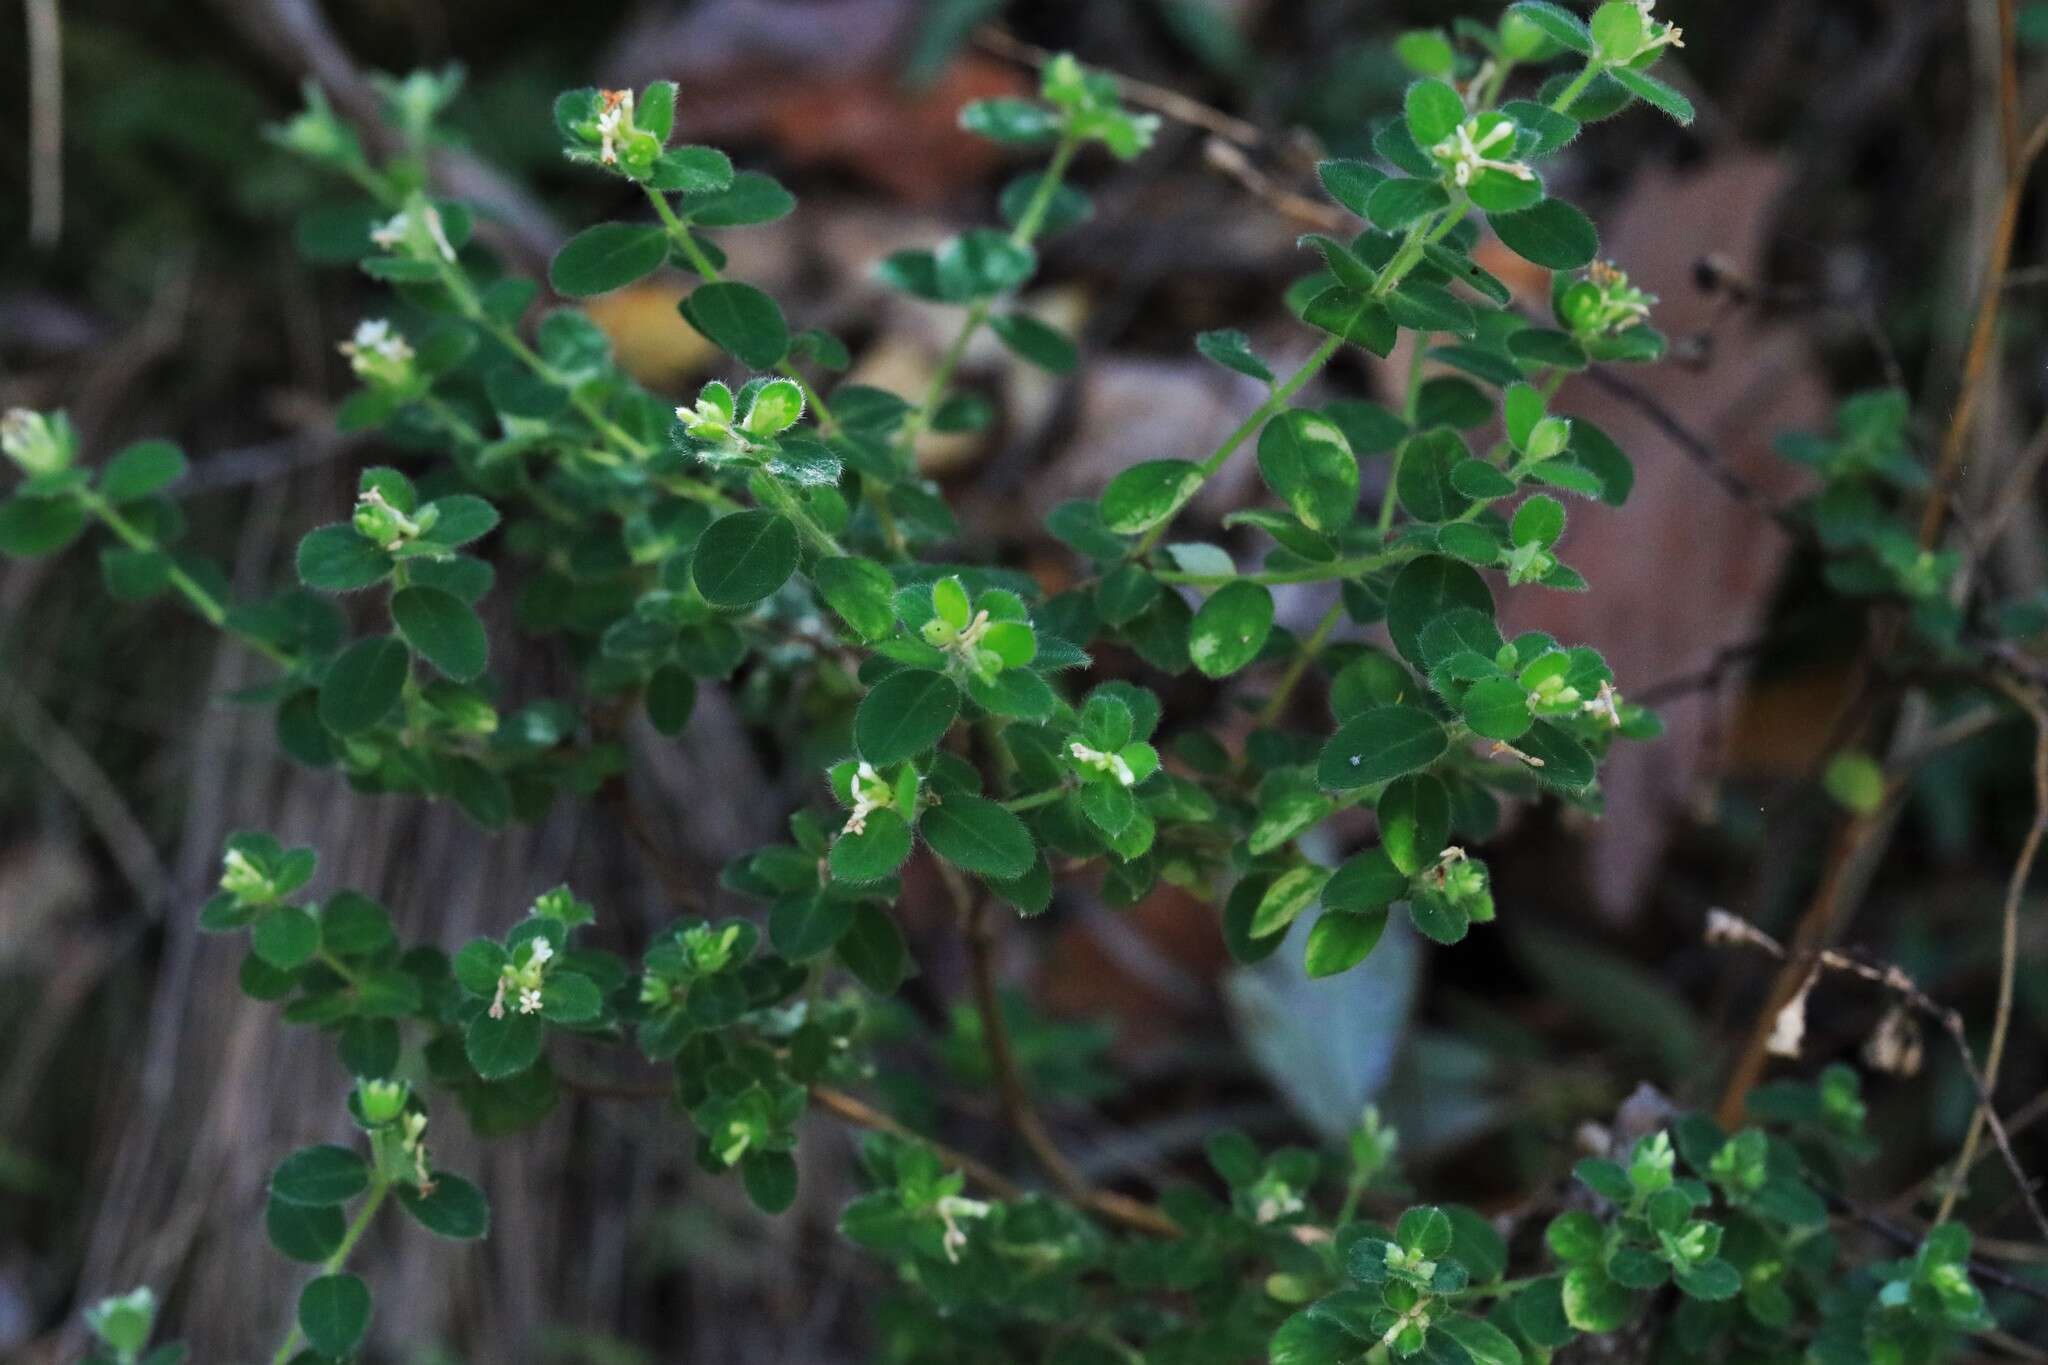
(679, 281), (791, 368)
(1462, 677), (1534, 742)
(417, 494), (501, 549)
(1101, 460), (1203, 535)
(681, 170), (797, 226)
(1303, 287), (1398, 356)
(252, 905), (320, 969)
(1674, 1258), (1742, 1301)
(1404, 77), (1466, 147)
(990, 313), (1078, 373)
(1517, 720), (1597, 791)
(1325, 847), (1408, 912)
(959, 97), (1061, 143)
(1490, 199), (1599, 270)
(392, 586), (489, 681)
(742, 1149), (799, 1214)
(1397, 1205), (1454, 1256)
(1196, 328), (1275, 382)
(318, 635), (409, 735)
(1250, 865), (1332, 939)
(936, 228), (1037, 300)
(1508, 1), (1593, 53)
(267, 1194), (346, 1263)
(99, 439), (188, 502)
(1386, 556), (1495, 667)
(831, 808), (913, 884)
(540, 972), (604, 1024)
(101, 546), (172, 600)
(1369, 177), (1452, 232)
(646, 665), (696, 736)
(1589, 0), (1647, 60)
(1188, 581), (1274, 679)
(1512, 494), (1566, 549)
(769, 892), (854, 960)
(1377, 774), (1450, 875)
(1547, 1210), (1605, 1263)
(465, 1010), (543, 1080)
(396, 1172), (491, 1240)
(1318, 705), (1449, 790)
(548, 222), (670, 297)
(920, 795), (1034, 878)
(1395, 429), (1473, 525)
(297, 524), (389, 591)
(1433, 1316), (1522, 1365)
(837, 902), (912, 992)
(648, 145), (735, 193)
(1317, 159), (1390, 217)
(1304, 908), (1388, 977)
(1608, 66), (1696, 125)
(693, 510), (799, 608)
(855, 669), (961, 764)
(0, 495), (87, 558)
(1823, 751), (1885, 815)
(814, 556), (898, 640)
(742, 377), (806, 436)
(1258, 410), (1359, 532)
(297, 1274), (371, 1360)
(270, 1145), (370, 1207)
(1561, 1265), (1635, 1332)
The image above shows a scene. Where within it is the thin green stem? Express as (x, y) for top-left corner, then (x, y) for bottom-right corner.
(1000, 785), (1070, 814)
(269, 1178), (389, 1365)
(1335, 1173), (1371, 1228)
(646, 187), (843, 434)
(1448, 1273), (1542, 1304)
(755, 476), (845, 557)
(893, 135), (1082, 472)
(1549, 61), (1605, 115)
(433, 257), (658, 467)
(84, 494), (293, 666)
(1153, 544), (1421, 588)
(1258, 600), (1345, 727)
(1131, 333), (1346, 559)
(1134, 199), (1471, 562)
(1006, 138), (1081, 243)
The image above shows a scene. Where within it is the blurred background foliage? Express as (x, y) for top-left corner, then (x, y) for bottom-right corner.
(3, 0), (2046, 1360)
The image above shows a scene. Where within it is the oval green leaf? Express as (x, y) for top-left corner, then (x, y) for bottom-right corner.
(1318, 704), (1449, 790)
(855, 669), (961, 764)
(920, 794), (1034, 878)
(693, 510), (799, 608)
(392, 585), (488, 681)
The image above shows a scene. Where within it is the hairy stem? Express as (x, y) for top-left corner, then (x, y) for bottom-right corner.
(269, 1178), (388, 1365)
(83, 493), (293, 667)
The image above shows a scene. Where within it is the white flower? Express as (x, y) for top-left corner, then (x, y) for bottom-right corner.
(844, 761), (890, 836)
(596, 89), (633, 166)
(1580, 680), (1624, 729)
(1069, 740), (1135, 787)
(518, 987), (544, 1015)
(935, 1194), (991, 1264)
(338, 318), (414, 379)
(528, 937), (555, 967)
(369, 207), (457, 262)
(370, 212), (409, 252)
(1432, 118), (1534, 187)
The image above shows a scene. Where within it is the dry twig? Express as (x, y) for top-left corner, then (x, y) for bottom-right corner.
(1704, 910), (2048, 1244)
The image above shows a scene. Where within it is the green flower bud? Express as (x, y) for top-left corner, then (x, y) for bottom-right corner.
(84, 1286), (157, 1359)
(357, 1077), (412, 1126)
(2, 407), (76, 477)
(269, 82), (361, 167)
